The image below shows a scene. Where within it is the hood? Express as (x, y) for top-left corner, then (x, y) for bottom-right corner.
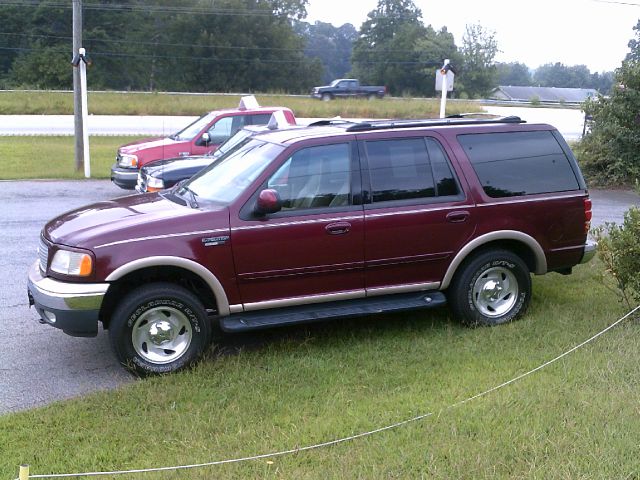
(44, 193), (229, 250)
(118, 137), (189, 160)
(144, 155), (214, 175)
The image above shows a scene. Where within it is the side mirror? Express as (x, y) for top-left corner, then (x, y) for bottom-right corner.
(255, 189), (282, 216)
(200, 132), (211, 145)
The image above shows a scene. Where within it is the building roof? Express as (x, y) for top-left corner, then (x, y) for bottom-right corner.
(491, 86), (598, 104)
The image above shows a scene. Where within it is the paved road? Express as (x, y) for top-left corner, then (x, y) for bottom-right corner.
(0, 180), (133, 415)
(0, 106), (586, 140)
(0, 181), (638, 415)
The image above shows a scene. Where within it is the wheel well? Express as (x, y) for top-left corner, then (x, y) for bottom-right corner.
(99, 266), (218, 329)
(448, 240), (538, 287)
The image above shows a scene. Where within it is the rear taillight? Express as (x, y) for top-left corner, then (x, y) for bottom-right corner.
(584, 197), (592, 234)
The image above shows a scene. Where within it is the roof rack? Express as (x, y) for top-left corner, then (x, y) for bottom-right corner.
(307, 118), (356, 127)
(344, 116), (524, 132)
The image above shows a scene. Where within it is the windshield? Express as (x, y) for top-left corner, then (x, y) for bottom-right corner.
(211, 128), (256, 159)
(171, 112), (216, 141)
(180, 139), (284, 204)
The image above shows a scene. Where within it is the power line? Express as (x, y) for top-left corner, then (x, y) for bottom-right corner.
(0, 1), (285, 17)
(592, 0), (640, 5)
(0, 46), (440, 66)
(0, 32), (443, 56)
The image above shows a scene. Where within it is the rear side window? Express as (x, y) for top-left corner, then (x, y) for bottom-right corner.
(364, 137), (459, 203)
(458, 130), (580, 198)
(247, 113), (273, 125)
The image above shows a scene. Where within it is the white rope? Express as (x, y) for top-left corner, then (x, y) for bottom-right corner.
(22, 304), (640, 479)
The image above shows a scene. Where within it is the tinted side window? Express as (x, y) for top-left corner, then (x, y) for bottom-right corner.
(426, 138), (459, 197)
(267, 143), (351, 210)
(247, 114), (272, 126)
(458, 131), (580, 198)
(365, 137), (459, 203)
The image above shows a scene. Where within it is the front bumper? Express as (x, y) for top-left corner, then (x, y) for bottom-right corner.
(110, 163), (138, 190)
(580, 238), (598, 264)
(27, 261), (109, 337)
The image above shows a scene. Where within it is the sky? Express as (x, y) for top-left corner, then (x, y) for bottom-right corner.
(305, 0), (640, 72)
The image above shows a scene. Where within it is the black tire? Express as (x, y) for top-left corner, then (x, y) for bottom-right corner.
(448, 249), (531, 327)
(321, 93), (332, 102)
(108, 283), (212, 376)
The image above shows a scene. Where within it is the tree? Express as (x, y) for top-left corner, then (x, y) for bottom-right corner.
(576, 19), (640, 184)
(1, 0), (320, 92)
(626, 18), (640, 62)
(496, 62), (532, 86)
(296, 21), (357, 84)
(459, 23), (498, 98)
(414, 26), (461, 97)
(351, 0), (427, 96)
(576, 60), (640, 185)
(534, 62), (591, 88)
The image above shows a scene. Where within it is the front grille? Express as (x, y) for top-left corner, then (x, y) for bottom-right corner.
(38, 235), (50, 273)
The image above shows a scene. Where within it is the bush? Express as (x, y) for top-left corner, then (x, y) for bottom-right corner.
(592, 206), (640, 306)
(575, 61), (640, 186)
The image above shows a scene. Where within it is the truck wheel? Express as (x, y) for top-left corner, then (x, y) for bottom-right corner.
(448, 249), (531, 327)
(367, 94), (377, 101)
(322, 93), (332, 102)
(108, 283), (212, 376)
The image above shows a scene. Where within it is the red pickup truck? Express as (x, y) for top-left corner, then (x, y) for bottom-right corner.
(111, 96), (296, 189)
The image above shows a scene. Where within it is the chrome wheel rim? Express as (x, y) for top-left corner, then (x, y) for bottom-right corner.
(472, 267), (518, 318)
(131, 306), (192, 364)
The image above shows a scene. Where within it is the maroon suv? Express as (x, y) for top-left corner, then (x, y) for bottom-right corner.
(28, 116), (596, 375)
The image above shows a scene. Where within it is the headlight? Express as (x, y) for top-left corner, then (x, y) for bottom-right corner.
(50, 249), (93, 277)
(118, 153), (138, 168)
(145, 175), (165, 192)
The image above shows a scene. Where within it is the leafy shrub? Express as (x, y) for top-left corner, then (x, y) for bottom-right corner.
(592, 206), (640, 306)
(575, 61), (640, 186)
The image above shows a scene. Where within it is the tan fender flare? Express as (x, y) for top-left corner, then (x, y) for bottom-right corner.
(440, 231), (547, 290)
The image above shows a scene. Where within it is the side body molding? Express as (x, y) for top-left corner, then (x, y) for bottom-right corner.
(105, 256), (231, 316)
(440, 230), (547, 290)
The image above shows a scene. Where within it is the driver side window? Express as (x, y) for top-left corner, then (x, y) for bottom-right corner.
(267, 143), (351, 211)
(206, 116), (241, 145)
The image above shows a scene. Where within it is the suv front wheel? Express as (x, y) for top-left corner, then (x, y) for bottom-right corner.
(449, 249), (531, 327)
(109, 283), (212, 376)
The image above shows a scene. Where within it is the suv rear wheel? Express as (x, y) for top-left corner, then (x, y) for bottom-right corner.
(109, 283), (212, 376)
(449, 249), (531, 327)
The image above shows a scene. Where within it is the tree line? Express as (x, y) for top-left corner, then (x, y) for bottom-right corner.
(0, 0), (617, 97)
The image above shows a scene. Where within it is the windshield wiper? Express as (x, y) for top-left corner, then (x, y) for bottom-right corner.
(181, 186), (199, 209)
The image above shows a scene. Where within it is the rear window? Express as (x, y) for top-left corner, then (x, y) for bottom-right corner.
(458, 130), (580, 198)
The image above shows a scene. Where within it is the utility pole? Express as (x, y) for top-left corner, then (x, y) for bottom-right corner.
(72, 0), (84, 172)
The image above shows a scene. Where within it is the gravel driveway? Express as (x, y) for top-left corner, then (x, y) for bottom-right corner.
(1, 180), (638, 415)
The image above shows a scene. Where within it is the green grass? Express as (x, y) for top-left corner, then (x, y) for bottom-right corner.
(0, 136), (144, 180)
(0, 90), (482, 181)
(1, 261), (639, 479)
(0, 90), (481, 117)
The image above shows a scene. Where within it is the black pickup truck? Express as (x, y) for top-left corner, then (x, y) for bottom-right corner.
(310, 79), (386, 101)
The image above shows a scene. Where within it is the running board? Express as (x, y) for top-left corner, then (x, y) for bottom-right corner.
(219, 291), (447, 333)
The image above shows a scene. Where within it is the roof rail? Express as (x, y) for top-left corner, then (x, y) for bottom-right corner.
(307, 117), (355, 127)
(344, 116), (524, 132)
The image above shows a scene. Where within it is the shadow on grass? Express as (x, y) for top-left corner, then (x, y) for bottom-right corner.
(204, 305), (459, 362)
